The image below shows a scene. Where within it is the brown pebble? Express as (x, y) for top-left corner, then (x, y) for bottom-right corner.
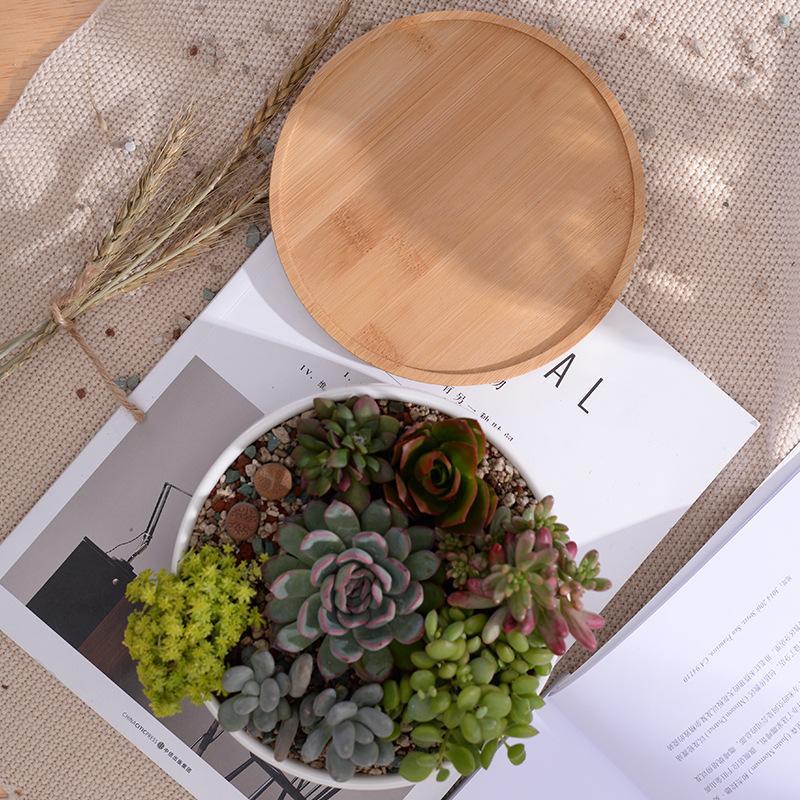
(211, 497), (233, 513)
(76, 388), (87, 399)
(237, 541), (255, 562)
(254, 463), (293, 500)
(105, 327), (115, 337)
(188, 44), (199, 56)
(225, 502), (260, 542)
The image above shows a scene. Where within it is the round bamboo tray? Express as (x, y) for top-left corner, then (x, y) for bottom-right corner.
(270, 11), (644, 384)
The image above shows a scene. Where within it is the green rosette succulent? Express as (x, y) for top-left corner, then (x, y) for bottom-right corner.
(385, 418), (498, 534)
(292, 396), (401, 502)
(263, 498), (441, 680)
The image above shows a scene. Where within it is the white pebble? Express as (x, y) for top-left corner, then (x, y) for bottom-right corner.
(274, 426), (290, 444)
(123, 139), (136, 153)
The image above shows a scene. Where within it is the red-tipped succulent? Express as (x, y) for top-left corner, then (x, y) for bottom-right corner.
(384, 418), (497, 534)
(448, 498), (610, 655)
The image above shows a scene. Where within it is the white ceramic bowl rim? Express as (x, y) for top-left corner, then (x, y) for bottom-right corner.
(173, 383), (540, 790)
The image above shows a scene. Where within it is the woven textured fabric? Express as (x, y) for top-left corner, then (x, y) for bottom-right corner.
(0, 1), (798, 797)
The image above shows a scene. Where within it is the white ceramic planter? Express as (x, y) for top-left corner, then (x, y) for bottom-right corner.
(173, 383), (540, 789)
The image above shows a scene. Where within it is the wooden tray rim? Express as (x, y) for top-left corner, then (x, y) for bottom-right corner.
(270, 10), (645, 384)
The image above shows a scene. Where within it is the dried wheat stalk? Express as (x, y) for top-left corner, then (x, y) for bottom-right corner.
(0, 0), (351, 415)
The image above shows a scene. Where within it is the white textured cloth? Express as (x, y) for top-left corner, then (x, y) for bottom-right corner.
(0, 1), (798, 797)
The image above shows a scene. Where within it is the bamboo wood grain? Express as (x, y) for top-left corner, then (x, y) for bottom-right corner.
(270, 10), (645, 385)
(0, 0), (100, 121)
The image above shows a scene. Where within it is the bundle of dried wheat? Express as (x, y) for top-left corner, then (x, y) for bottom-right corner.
(0, 0), (350, 422)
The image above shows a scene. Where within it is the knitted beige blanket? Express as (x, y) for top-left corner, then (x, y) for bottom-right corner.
(0, 1), (798, 797)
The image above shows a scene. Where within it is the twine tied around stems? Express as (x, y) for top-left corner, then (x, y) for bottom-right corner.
(50, 301), (146, 423)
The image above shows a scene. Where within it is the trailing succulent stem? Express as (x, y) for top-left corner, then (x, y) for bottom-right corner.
(264, 498), (440, 680)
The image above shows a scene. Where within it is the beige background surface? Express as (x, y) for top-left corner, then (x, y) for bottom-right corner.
(0, 0), (99, 121)
(0, 1), (798, 798)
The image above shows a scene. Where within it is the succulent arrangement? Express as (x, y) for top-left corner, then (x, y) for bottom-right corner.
(125, 394), (610, 783)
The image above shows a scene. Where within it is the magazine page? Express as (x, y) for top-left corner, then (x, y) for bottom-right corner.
(0, 236), (757, 800)
(540, 454), (800, 799)
(555, 442), (800, 692)
(456, 702), (647, 800)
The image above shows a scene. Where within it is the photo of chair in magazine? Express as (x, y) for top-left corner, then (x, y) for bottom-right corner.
(0, 238), (758, 800)
(463, 447), (800, 800)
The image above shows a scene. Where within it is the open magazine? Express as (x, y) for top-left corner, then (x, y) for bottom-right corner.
(0, 236), (757, 800)
(462, 445), (800, 800)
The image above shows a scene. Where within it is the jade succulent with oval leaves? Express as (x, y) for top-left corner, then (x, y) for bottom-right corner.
(263, 498), (441, 681)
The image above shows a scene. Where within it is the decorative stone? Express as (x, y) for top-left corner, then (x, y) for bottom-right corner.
(225, 502), (260, 542)
(246, 224), (262, 249)
(254, 463), (293, 500)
